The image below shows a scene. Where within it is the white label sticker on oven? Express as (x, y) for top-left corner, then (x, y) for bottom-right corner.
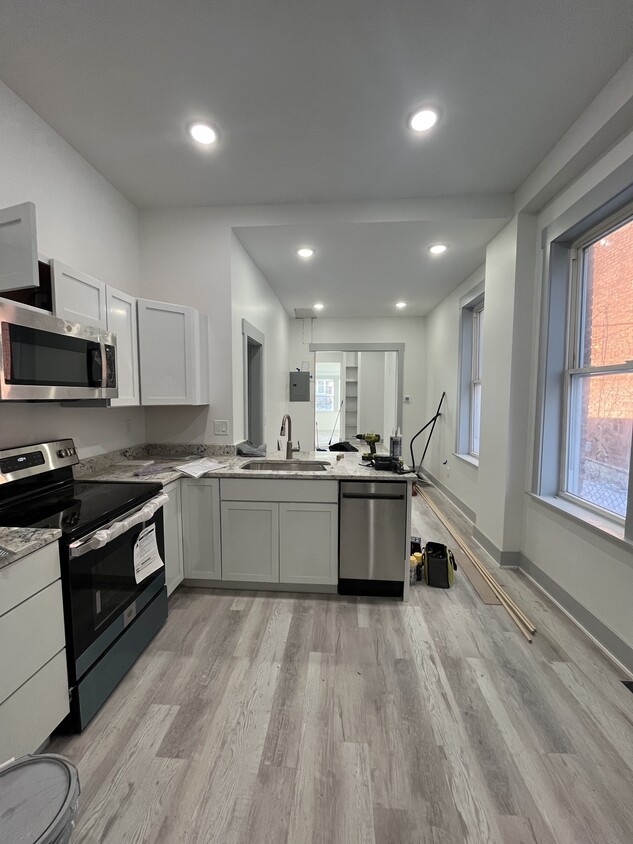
(134, 524), (164, 584)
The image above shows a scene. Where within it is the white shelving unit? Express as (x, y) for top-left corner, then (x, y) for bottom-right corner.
(344, 353), (360, 441)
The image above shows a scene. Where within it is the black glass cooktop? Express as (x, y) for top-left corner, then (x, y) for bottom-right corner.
(0, 480), (162, 541)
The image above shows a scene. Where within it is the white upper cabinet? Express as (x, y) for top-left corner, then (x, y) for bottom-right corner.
(51, 259), (107, 329)
(106, 286), (139, 406)
(137, 298), (209, 406)
(0, 202), (39, 292)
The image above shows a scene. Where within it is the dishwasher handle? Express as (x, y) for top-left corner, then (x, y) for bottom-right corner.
(342, 491), (405, 500)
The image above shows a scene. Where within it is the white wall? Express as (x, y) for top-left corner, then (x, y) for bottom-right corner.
(424, 266), (485, 513)
(422, 97), (633, 659)
(230, 232), (289, 448)
(288, 316), (426, 451)
(357, 352), (385, 436)
(520, 128), (633, 655)
(476, 212), (537, 553)
(139, 209), (233, 444)
(0, 79), (145, 458)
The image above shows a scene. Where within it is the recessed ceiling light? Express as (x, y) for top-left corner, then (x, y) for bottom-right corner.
(297, 247), (315, 259)
(429, 243), (447, 255)
(395, 302), (407, 309)
(188, 122), (218, 145)
(313, 303), (324, 310)
(409, 108), (439, 133)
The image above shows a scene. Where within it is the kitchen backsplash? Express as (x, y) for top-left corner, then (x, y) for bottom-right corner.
(74, 442), (237, 478)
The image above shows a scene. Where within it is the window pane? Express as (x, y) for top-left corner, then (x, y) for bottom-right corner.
(470, 382), (481, 456)
(566, 372), (632, 517)
(476, 307), (484, 379)
(581, 217), (633, 367)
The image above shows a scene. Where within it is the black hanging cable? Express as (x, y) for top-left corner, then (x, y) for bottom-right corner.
(409, 391), (446, 477)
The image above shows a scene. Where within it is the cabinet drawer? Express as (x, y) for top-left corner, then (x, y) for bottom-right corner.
(0, 581), (66, 705)
(0, 543), (60, 618)
(0, 650), (69, 763)
(220, 478), (338, 503)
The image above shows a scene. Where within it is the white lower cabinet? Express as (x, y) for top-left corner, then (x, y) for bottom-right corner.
(279, 503), (338, 585)
(162, 480), (184, 596)
(221, 501), (279, 582)
(0, 542), (69, 762)
(181, 478), (221, 580)
(219, 480), (339, 586)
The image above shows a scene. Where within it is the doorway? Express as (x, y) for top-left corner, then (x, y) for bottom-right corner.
(242, 320), (264, 445)
(311, 344), (404, 447)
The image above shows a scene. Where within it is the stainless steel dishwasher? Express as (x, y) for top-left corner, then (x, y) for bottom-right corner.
(339, 481), (407, 597)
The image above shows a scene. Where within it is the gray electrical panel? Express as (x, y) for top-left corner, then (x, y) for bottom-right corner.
(289, 371), (310, 402)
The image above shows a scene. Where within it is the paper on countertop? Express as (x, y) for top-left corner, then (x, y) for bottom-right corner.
(134, 524), (164, 583)
(175, 458), (223, 478)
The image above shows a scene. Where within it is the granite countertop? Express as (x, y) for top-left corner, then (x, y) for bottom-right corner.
(0, 527), (62, 570)
(84, 450), (416, 484)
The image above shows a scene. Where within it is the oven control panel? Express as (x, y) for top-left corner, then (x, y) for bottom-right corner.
(0, 439), (79, 484)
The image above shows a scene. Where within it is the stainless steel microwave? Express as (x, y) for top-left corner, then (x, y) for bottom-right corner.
(0, 300), (117, 401)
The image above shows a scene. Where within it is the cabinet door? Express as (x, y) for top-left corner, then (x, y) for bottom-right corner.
(0, 202), (39, 292)
(51, 259), (107, 328)
(137, 299), (193, 404)
(162, 481), (184, 596)
(106, 286), (140, 406)
(279, 503), (338, 585)
(221, 501), (279, 583)
(181, 478), (221, 580)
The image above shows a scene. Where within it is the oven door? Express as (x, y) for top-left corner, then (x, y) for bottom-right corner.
(64, 494), (167, 681)
(0, 301), (117, 400)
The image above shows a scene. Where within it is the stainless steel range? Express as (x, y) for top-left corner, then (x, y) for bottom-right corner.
(0, 439), (168, 731)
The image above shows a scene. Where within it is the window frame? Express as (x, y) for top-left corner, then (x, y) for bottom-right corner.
(469, 302), (484, 458)
(456, 284), (484, 464)
(532, 199), (633, 543)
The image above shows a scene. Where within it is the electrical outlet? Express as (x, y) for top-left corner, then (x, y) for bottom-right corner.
(124, 418), (133, 436)
(214, 420), (229, 436)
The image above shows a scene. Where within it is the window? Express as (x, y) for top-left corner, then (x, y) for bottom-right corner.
(562, 212), (633, 521)
(457, 288), (484, 461)
(470, 303), (484, 457)
(315, 378), (334, 412)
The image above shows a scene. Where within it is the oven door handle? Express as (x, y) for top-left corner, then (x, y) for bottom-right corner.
(68, 493), (169, 559)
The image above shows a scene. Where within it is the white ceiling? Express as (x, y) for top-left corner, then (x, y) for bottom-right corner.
(235, 219), (503, 317)
(0, 1), (632, 315)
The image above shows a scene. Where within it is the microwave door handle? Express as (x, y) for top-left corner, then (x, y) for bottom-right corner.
(68, 493), (169, 558)
(89, 349), (103, 386)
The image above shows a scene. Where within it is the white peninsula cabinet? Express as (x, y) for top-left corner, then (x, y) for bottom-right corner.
(0, 543), (69, 761)
(181, 478), (222, 581)
(137, 299), (209, 406)
(220, 479), (339, 586)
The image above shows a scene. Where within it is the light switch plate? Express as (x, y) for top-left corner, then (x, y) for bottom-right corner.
(214, 420), (229, 436)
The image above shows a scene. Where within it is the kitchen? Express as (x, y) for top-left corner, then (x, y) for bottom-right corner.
(1, 2), (633, 842)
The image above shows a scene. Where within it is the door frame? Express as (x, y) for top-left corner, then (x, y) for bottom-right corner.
(242, 319), (265, 445)
(309, 342), (405, 433)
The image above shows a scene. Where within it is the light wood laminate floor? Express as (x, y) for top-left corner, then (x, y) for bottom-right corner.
(51, 491), (633, 843)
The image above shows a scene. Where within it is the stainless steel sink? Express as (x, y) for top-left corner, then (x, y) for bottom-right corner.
(241, 460), (330, 472)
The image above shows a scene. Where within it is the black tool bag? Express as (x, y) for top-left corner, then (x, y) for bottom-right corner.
(423, 541), (457, 588)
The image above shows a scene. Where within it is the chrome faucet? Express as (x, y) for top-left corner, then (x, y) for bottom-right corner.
(280, 414), (300, 459)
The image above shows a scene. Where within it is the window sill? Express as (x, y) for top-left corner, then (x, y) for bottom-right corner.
(454, 452), (479, 469)
(528, 492), (632, 552)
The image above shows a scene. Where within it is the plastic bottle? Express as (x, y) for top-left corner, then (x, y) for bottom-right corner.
(409, 555), (417, 585)
(390, 428), (402, 460)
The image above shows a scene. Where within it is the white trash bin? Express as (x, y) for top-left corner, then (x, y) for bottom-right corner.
(0, 754), (80, 844)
